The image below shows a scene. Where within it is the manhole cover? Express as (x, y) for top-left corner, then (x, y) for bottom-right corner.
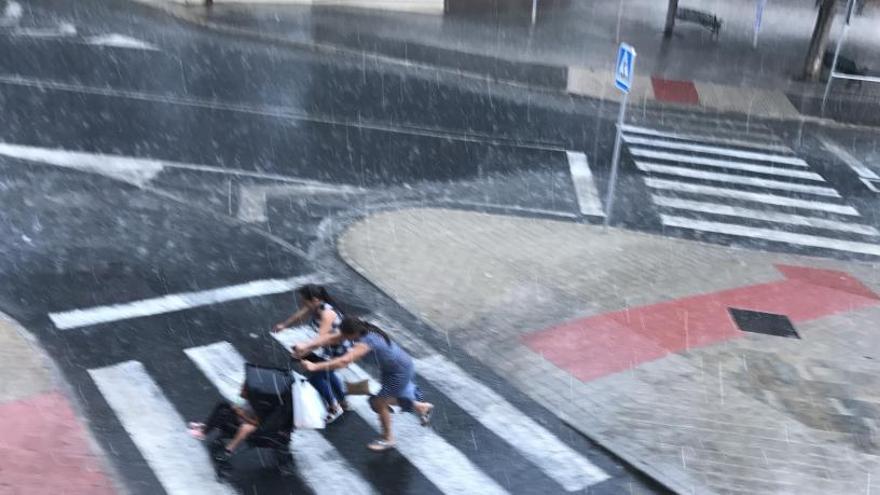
(728, 308), (800, 339)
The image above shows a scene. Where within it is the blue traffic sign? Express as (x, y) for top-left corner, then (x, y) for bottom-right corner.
(614, 43), (637, 93)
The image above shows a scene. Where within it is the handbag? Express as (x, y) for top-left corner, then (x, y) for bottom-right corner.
(291, 373), (327, 429)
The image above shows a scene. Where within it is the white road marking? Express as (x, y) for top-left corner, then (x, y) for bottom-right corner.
(1, 1), (22, 27)
(237, 183), (360, 223)
(652, 196), (879, 236)
(632, 151), (823, 180)
(89, 361), (237, 495)
(636, 162), (840, 197)
(623, 135), (805, 165)
(365, 313), (608, 491)
(630, 147), (808, 170)
(566, 151), (605, 217)
(645, 178), (860, 216)
(818, 135), (880, 181)
(184, 341), (378, 495)
(0, 142), (164, 186)
(634, 153), (824, 180)
(416, 355), (609, 490)
(660, 214), (880, 257)
(84, 33), (159, 51)
(0, 141), (349, 188)
(50, 273), (329, 330)
(621, 124), (790, 152)
(270, 329), (509, 495)
(13, 21), (75, 38)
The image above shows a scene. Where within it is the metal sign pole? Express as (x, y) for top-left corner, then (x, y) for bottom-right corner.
(822, 0), (856, 113)
(531, 0), (538, 25)
(603, 93), (629, 228)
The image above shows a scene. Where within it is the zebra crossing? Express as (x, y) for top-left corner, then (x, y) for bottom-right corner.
(622, 124), (880, 258)
(86, 321), (609, 495)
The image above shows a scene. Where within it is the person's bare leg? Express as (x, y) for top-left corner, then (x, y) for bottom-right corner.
(226, 423), (257, 453)
(369, 396), (397, 447)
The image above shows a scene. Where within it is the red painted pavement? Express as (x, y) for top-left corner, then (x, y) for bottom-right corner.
(1, 391), (116, 495)
(651, 77), (700, 105)
(523, 265), (880, 382)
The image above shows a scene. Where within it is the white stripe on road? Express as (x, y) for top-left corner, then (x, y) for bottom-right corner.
(623, 135), (806, 165)
(367, 313), (608, 491)
(566, 151), (605, 217)
(653, 196), (880, 236)
(270, 329), (509, 495)
(645, 178), (860, 216)
(416, 355), (609, 491)
(636, 163), (840, 197)
(13, 22), (76, 38)
(50, 274), (328, 330)
(660, 214), (880, 257)
(84, 34), (159, 51)
(631, 150), (823, 180)
(1, 1), (22, 26)
(818, 135), (880, 181)
(88, 361), (237, 495)
(184, 341), (378, 495)
(631, 148), (809, 171)
(621, 125), (790, 153)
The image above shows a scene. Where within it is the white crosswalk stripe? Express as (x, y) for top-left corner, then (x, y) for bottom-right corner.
(87, 322), (616, 495)
(184, 341), (378, 495)
(636, 163), (840, 197)
(271, 328), (511, 495)
(629, 126), (880, 257)
(624, 135), (806, 165)
(89, 361), (237, 495)
(366, 313), (610, 491)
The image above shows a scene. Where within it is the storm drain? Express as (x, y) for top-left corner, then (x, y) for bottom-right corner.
(728, 308), (800, 339)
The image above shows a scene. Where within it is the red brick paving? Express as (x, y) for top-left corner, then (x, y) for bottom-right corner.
(651, 76), (700, 105)
(524, 265), (880, 382)
(1, 391), (115, 495)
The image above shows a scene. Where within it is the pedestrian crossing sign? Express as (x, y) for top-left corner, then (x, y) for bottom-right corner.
(614, 43), (636, 93)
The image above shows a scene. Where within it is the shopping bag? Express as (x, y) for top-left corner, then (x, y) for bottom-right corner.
(292, 375), (326, 430)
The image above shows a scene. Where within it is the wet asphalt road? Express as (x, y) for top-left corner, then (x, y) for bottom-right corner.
(1, 1), (879, 494)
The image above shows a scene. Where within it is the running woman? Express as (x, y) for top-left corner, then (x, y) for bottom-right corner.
(272, 284), (349, 423)
(297, 317), (434, 452)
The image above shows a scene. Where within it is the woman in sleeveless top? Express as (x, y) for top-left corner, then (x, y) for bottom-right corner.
(299, 317), (434, 452)
(272, 284), (349, 423)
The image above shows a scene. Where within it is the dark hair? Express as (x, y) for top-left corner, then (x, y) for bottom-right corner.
(297, 284), (335, 307)
(340, 317), (391, 345)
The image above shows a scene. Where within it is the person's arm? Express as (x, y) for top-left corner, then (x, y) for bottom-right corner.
(272, 306), (310, 333)
(291, 309), (339, 356)
(302, 343), (370, 372)
(293, 332), (345, 358)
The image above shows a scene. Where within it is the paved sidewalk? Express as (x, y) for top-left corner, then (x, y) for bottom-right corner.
(340, 208), (880, 494)
(142, 0), (880, 124)
(0, 313), (117, 495)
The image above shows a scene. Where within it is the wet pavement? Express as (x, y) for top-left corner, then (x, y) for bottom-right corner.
(1, 0), (879, 494)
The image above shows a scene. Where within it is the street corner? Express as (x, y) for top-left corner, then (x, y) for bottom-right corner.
(334, 207), (880, 494)
(0, 315), (118, 495)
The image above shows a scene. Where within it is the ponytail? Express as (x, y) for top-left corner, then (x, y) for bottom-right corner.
(340, 317), (391, 345)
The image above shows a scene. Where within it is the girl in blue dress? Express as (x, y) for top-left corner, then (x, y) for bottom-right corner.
(298, 317), (434, 451)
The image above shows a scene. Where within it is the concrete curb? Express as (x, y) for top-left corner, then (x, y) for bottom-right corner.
(0, 311), (129, 495)
(335, 211), (689, 495)
(127, 0), (864, 129)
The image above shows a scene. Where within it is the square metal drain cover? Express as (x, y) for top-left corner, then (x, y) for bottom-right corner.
(728, 308), (800, 339)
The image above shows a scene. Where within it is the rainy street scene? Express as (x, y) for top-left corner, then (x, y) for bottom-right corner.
(2, 0), (880, 493)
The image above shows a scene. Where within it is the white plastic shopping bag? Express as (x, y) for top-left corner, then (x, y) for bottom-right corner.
(292, 374), (326, 430)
